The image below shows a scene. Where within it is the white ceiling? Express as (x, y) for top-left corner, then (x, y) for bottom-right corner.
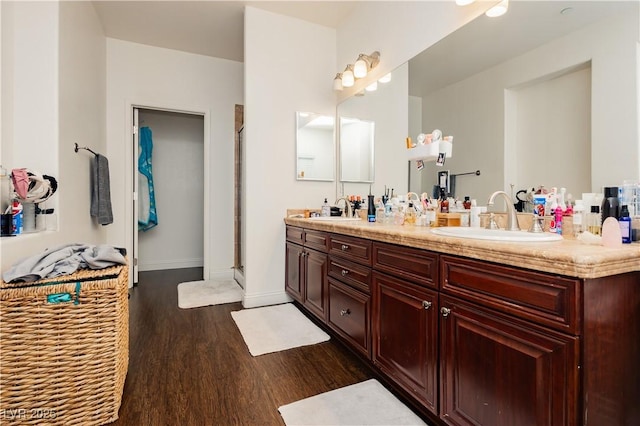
(92, 1), (358, 62)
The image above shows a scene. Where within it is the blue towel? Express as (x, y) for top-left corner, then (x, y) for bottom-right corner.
(138, 127), (158, 231)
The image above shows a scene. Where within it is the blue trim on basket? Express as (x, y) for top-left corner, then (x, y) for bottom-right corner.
(46, 293), (73, 304)
(74, 282), (81, 305)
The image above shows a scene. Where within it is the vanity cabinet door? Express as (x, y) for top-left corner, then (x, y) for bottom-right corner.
(439, 294), (579, 426)
(372, 272), (439, 415)
(303, 247), (328, 321)
(285, 242), (304, 303)
(328, 277), (371, 358)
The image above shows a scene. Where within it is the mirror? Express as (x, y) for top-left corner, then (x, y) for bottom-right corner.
(296, 112), (335, 181)
(339, 117), (375, 182)
(337, 62), (409, 190)
(387, 1), (636, 202)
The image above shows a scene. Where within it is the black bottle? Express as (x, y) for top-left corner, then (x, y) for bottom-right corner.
(601, 187), (620, 224)
(367, 195), (376, 223)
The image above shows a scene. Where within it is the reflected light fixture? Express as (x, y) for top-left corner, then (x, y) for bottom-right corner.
(455, 0), (475, 5)
(378, 73), (392, 83)
(342, 65), (355, 87)
(333, 73), (343, 91)
(485, 0), (509, 17)
(353, 51), (380, 78)
(365, 81), (378, 92)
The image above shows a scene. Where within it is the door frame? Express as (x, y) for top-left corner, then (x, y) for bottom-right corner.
(125, 100), (210, 286)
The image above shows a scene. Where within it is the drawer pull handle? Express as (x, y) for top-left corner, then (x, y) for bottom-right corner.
(441, 307), (451, 317)
(341, 269), (349, 276)
(340, 308), (351, 316)
(422, 301), (432, 310)
(341, 244), (350, 251)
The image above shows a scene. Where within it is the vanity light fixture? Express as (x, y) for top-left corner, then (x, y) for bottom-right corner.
(333, 73), (343, 91)
(353, 51), (380, 78)
(342, 65), (355, 87)
(365, 81), (378, 92)
(485, 0), (509, 17)
(378, 73), (392, 83)
(455, 0), (475, 5)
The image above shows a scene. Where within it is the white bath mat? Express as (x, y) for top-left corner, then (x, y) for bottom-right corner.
(231, 303), (330, 356)
(177, 280), (243, 309)
(278, 379), (427, 425)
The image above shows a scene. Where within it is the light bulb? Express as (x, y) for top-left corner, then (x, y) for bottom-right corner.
(333, 74), (343, 91)
(378, 73), (391, 83)
(342, 66), (355, 87)
(354, 56), (368, 78)
(486, 0), (508, 17)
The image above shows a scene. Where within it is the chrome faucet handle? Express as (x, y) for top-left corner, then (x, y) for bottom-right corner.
(529, 215), (544, 233)
(486, 213), (499, 229)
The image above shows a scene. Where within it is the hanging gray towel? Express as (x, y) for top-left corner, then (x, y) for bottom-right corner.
(90, 154), (113, 225)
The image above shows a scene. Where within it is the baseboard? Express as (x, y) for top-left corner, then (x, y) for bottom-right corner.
(242, 290), (292, 309)
(138, 258), (203, 271)
(233, 269), (245, 289)
(207, 268), (234, 281)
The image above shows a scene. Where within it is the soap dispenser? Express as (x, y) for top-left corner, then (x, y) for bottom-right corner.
(321, 198), (330, 217)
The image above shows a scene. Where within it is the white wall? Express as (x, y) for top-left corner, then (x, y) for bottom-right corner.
(105, 39), (243, 283)
(243, 7), (336, 307)
(420, 11), (639, 203)
(1, 1), (106, 271)
(137, 109), (204, 271)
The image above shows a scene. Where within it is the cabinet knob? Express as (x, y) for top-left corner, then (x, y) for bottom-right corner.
(441, 307), (451, 317)
(340, 308), (351, 316)
(422, 301), (432, 310)
(341, 269), (350, 276)
(341, 244), (350, 251)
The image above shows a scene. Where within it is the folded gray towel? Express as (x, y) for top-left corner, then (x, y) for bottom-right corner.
(90, 154), (113, 225)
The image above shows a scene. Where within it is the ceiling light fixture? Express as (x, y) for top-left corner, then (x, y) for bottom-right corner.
(342, 65), (355, 88)
(354, 51), (380, 78)
(333, 73), (343, 91)
(485, 0), (509, 17)
(333, 51), (381, 91)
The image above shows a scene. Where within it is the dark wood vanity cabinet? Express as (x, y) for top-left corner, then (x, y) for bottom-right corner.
(285, 227), (328, 321)
(284, 225), (640, 426)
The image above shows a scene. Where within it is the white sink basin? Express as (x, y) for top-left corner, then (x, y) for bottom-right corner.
(431, 227), (562, 242)
(308, 216), (362, 222)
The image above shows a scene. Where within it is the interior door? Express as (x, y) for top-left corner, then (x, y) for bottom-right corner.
(132, 107), (139, 284)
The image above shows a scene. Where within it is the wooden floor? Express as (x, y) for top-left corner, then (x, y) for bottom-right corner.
(110, 268), (378, 425)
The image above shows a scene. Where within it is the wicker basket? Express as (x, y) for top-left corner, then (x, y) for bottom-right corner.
(0, 265), (129, 425)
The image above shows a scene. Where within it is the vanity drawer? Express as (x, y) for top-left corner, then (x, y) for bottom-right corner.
(328, 256), (371, 294)
(328, 277), (371, 358)
(286, 226), (304, 245)
(304, 229), (329, 252)
(329, 234), (372, 266)
(440, 255), (580, 334)
(373, 242), (438, 289)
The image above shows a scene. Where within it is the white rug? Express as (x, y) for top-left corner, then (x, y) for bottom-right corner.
(177, 280), (243, 309)
(231, 303), (330, 356)
(278, 379), (427, 425)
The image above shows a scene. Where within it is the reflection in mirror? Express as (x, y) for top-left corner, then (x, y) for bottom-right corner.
(339, 117), (375, 183)
(296, 112), (335, 181)
(405, 1), (638, 202)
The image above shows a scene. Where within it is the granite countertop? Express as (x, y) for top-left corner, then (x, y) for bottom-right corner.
(284, 217), (640, 279)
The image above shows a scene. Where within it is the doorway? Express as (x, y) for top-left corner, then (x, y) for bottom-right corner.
(132, 107), (207, 284)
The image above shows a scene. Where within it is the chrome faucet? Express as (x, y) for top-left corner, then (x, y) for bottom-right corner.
(487, 191), (520, 231)
(334, 197), (354, 218)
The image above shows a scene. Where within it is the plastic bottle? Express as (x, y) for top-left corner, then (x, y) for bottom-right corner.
(463, 196), (471, 210)
(367, 195), (376, 223)
(440, 188), (449, 213)
(321, 198), (330, 217)
(588, 205), (601, 236)
(619, 205), (632, 244)
(573, 200), (584, 236)
(11, 200), (23, 235)
(554, 206), (563, 235)
(601, 187), (620, 224)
